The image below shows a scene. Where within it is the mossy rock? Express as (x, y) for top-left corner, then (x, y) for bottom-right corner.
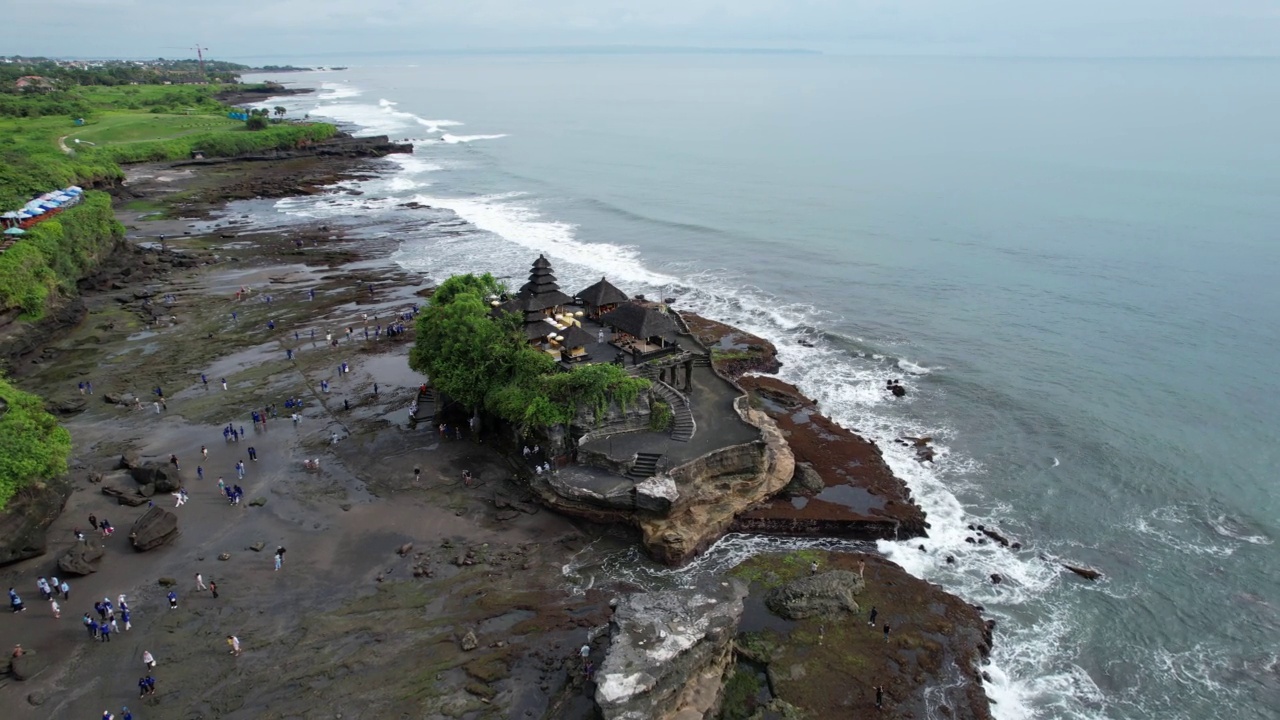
(464, 682), (496, 700)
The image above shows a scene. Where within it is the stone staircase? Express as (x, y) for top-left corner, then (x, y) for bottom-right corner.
(413, 386), (436, 423)
(651, 379), (695, 442)
(628, 452), (663, 479)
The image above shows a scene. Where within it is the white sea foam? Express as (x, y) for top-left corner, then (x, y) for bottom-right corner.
(406, 192), (676, 287)
(317, 82), (361, 100)
(437, 133), (509, 144)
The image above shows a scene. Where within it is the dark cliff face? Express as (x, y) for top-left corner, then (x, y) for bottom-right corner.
(0, 478), (71, 567)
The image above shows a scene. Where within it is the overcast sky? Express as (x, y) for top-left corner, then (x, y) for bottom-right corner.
(9, 0), (1279, 60)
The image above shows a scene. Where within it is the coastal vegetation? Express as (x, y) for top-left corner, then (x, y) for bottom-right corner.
(0, 374), (72, 510)
(410, 273), (649, 431)
(0, 191), (124, 316)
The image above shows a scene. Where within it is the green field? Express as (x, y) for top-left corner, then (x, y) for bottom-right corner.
(66, 112), (243, 146)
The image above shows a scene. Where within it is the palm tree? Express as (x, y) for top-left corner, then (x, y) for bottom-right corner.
(273, 106), (286, 118)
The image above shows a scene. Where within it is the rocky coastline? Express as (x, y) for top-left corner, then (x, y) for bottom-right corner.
(0, 114), (995, 718)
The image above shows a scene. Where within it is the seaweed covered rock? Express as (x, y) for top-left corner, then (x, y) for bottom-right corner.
(596, 579), (747, 720)
(765, 570), (863, 620)
(129, 506), (178, 551)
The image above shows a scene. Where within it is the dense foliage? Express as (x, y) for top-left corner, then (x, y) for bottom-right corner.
(0, 374), (72, 510)
(0, 191), (124, 316)
(410, 274), (650, 431)
(0, 57), (245, 86)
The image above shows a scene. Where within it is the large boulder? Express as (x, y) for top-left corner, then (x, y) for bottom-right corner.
(765, 570), (863, 620)
(0, 481), (72, 567)
(117, 450), (141, 470)
(596, 579), (747, 720)
(130, 463), (180, 493)
(102, 484), (149, 507)
(129, 506), (178, 551)
(783, 461), (825, 496)
(57, 542), (105, 575)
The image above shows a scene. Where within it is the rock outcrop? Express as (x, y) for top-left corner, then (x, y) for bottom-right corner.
(596, 579), (748, 720)
(58, 542), (105, 575)
(130, 463), (181, 494)
(636, 401), (794, 565)
(0, 480), (71, 567)
(764, 570), (864, 620)
(129, 506), (178, 551)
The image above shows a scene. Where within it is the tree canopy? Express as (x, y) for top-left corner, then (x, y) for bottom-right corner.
(409, 273), (649, 432)
(0, 374), (71, 509)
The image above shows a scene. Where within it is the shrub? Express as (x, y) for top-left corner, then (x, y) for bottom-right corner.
(0, 374), (72, 510)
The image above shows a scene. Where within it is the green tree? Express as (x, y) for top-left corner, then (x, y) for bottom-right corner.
(273, 106), (286, 118)
(409, 279), (517, 410)
(0, 375), (71, 509)
(245, 114), (268, 130)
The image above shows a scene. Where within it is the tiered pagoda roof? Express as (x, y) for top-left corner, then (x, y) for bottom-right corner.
(497, 254), (574, 334)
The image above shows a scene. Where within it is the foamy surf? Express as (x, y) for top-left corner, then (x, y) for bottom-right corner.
(267, 79), (1143, 720)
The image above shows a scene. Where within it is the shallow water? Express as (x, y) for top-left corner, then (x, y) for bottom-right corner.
(244, 56), (1280, 720)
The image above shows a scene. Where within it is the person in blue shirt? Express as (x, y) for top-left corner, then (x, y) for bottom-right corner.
(167, 590), (177, 610)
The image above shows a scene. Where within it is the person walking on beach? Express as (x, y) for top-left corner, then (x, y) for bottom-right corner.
(122, 707), (133, 720)
(227, 635), (242, 656)
(236, 460), (245, 480)
(202, 373), (208, 389)
(50, 597), (60, 618)
(221, 378), (228, 390)
(60, 579), (69, 600)
(142, 650), (155, 670)
(196, 573), (206, 592)
(109, 611), (119, 633)
(247, 446), (257, 462)
(274, 546), (286, 571)
(883, 622), (891, 642)
(413, 465), (421, 484)
(209, 581), (218, 599)
(121, 607), (131, 631)
(201, 445), (208, 460)
(100, 620), (112, 642)
(196, 465), (204, 481)
(9, 588), (27, 613)
(868, 606), (878, 627)
(167, 590), (178, 610)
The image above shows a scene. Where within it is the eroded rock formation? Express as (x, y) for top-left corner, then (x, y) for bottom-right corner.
(129, 506), (178, 551)
(596, 579), (748, 720)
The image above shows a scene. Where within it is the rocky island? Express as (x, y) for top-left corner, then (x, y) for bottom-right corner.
(0, 80), (996, 720)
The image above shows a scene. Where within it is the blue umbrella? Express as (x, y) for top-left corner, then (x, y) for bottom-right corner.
(4, 227), (25, 235)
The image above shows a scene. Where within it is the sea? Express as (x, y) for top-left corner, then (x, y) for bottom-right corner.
(242, 55), (1280, 720)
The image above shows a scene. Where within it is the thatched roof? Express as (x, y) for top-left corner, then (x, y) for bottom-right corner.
(599, 303), (677, 341)
(558, 324), (596, 349)
(576, 277), (629, 309)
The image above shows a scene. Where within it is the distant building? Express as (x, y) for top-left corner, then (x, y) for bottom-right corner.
(14, 75), (54, 92)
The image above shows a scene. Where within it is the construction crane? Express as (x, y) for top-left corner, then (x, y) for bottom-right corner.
(162, 45), (209, 77)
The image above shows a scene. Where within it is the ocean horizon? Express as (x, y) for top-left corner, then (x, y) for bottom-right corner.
(244, 54), (1280, 720)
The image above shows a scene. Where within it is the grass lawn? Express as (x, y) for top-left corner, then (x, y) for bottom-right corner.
(67, 112), (242, 146)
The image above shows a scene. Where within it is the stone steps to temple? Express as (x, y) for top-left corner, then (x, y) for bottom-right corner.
(629, 452), (663, 479)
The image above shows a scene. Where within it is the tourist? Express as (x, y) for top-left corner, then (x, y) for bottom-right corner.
(79, 381), (86, 394)
(810, 561), (819, 575)
(37, 577), (50, 600)
(197, 465), (204, 481)
(413, 466), (421, 484)
(248, 446), (257, 461)
(579, 643), (590, 661)
(60, 579), (69, 600)
(145, 675), (156, 695)
(202, 373), (208, 389)
(137, 677), (148, 699)
(174, 490), (186, 507)
(875, 685), (884, 710)
(109, 612), (118, 633)
(87, 617), (99, 638)
(217, 477), (226, 493)
(89, 513), (98, 529)
(236, 460), (245, 480)
(154, 401), (161, 414)
(86, 381), (93, 394)
(373, 382), (379, 396)
(50, 597), (60, 618)
(74, 528), (86, 544)
(867, 606), (878, 627)
(227, 634), (242, 656)
(462, 470), (473, 487)
(118, 594), (126, 610)
(209, 581), (218, 599)
(121, 607), (131, 631)
(286, 348), (293, 360)
(883, 622), (891, 642)
(167, 590), (178, 610)
(221, 378), (228, 390)
(343, 399), (349, 411)
(100, 620), (112, 642)
(122, 707), (133, 720)
(196, 573), (206, 592)
(330, 431), (339, 445)
(101, 519), (113, 537)
(522, 446), (531, 457)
